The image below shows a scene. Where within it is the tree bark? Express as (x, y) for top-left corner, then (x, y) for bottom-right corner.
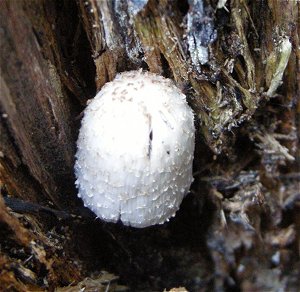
(0, 0), (299, 291)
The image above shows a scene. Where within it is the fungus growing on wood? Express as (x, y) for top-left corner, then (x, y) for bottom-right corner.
(75, 71), (195, 228)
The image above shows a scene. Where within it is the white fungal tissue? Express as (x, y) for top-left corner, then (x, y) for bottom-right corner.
(75, 70), (195, 228)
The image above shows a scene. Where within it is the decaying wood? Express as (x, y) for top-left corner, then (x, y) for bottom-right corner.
(0, 0), (299, 291)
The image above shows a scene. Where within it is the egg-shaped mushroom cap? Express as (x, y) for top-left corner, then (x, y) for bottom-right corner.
(75, 70), (195, 228)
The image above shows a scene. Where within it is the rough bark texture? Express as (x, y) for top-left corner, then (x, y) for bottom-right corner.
(0, 0), (299, 291)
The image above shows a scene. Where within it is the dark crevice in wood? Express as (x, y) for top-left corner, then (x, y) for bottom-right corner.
(0, 0), (299, 291)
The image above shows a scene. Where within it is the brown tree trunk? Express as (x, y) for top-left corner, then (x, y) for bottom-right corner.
(0, 0), (299, 291)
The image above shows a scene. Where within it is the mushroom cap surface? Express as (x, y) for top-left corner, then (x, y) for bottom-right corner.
(75, 71), (195, 228)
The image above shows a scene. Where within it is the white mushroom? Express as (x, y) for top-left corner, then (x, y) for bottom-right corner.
(75, 70), (195, 228)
